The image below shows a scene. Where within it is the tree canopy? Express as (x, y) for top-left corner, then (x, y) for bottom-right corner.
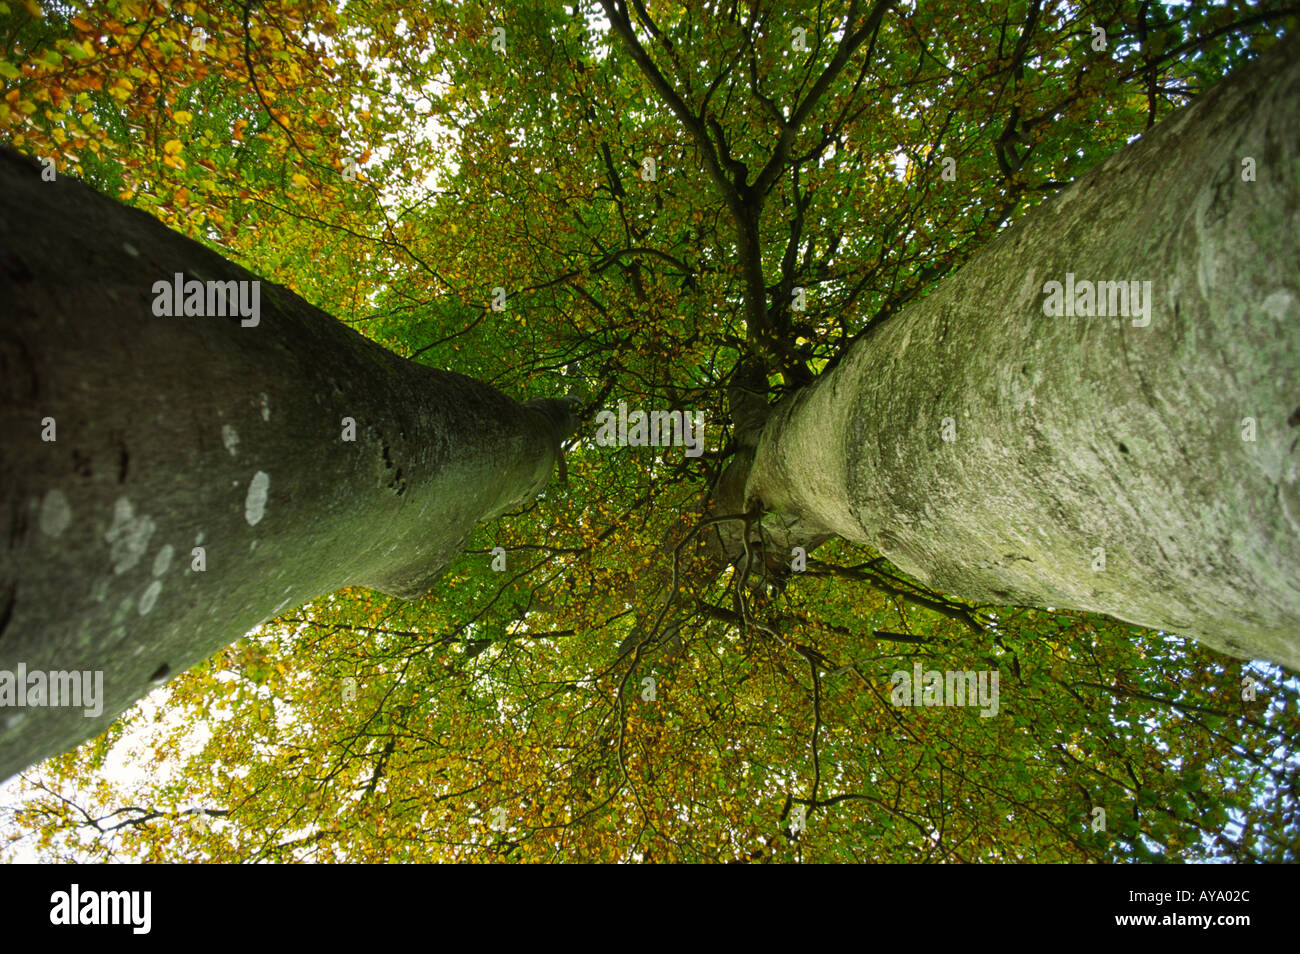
(2, 0), (1298, 862)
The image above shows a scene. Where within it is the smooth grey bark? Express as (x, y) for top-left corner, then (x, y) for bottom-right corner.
(0, 147), (573, 780)
(746, 35), (1300, 670)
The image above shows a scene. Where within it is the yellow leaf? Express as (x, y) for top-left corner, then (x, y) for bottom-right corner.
(291, 172), (310, 189)
(173, 110), (193, 124)
(163, 138), (183, 155)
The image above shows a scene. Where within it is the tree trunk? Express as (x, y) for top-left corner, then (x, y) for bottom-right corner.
(744, 34), (1300, 670)
(0, 148), (571, 779)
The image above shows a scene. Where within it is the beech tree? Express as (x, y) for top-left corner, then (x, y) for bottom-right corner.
(1, 0), (1297, 862)
(726, 22), (1300, 670)
(0, 145), (579, 779)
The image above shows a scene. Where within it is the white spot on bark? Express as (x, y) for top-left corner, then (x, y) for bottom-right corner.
(222, 424), (240, 456)
(139, 580), (162, 615)
(123, 242), (139, 257)
(260, 393), (271, 421)
(105, 497), (156, 574)
(91, 579), (108, 602)
(152, 544), (174, 576)
(1261, 289), (1294, 323)
(4, 712), (26, 730)
(39, 489), (72, 537)
(244, 471), (269, 525)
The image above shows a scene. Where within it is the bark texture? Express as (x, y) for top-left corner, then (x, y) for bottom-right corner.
(746, 35), (1300, 669)
(0, 148), (571, 779)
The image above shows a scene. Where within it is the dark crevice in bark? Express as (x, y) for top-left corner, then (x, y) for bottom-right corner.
(0, 585), (14, 643)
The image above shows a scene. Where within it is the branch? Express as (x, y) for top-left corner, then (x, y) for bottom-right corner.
(599, 0), (744, 221)
(753, 0), (897, 197)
